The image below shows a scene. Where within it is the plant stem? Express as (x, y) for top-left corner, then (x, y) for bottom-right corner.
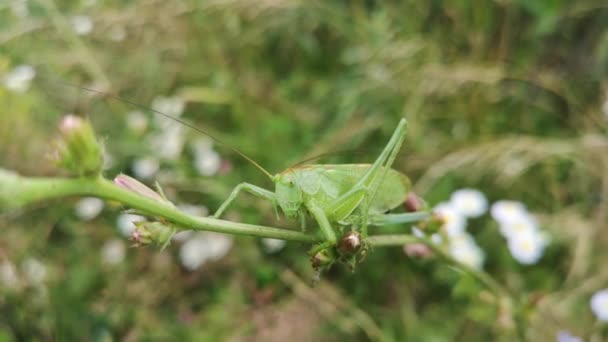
(2, 173), (317, 243)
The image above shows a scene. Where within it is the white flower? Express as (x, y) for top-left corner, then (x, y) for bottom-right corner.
(178, 204), (209, 217)
(132, 157), (159, 179)
(206, 233), (233, 261)
(557, 330), (583, 342)
(172, 230), (193, 242)
(71, 15), (93, 35)
(74, 197), (104, 220)
(498, 214), (538, 239)
(591, 289), (608, 321)
(116, 213), (145, 237)
(450, 188), (488, 218)
(491, 200), (528, 224)
(3, 65), (36, 93)
(261, 238), (287, 253)
(10, 1), (29, 18)
(194, 149), (221, 176)
(434, 203), (466, 237)
(150, 125), (185, 160)
(192, 138), (221, 176)
(449, 234), (485, 270)
(179, 233), (233, 271)
(22, 258), (47, 285)
(507, 229), (548, 265)
(100, 239), (126, 265)
(151, 96), (185, 124)
(126, 111), (148, 133)
(0, 261), (19, 288)
(412, 226), (443, 245)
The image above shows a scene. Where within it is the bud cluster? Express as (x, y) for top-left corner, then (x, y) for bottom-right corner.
(54, 115), (104, 176)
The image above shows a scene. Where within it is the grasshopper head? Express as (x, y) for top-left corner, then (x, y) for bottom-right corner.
(274, 172), (303, 218)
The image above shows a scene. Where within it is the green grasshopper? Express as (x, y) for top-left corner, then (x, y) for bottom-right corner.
(211, 118), (415, 264)
(56, 83), (424, 268)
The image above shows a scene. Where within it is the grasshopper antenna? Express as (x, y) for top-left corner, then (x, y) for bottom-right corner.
(48, 78), (275, 180)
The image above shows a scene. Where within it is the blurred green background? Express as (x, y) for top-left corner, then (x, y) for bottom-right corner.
(1, 0), (608, 341)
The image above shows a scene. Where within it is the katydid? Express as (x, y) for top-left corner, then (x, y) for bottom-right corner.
(55, 83), (426, 265)
(212, 118), (414, 257)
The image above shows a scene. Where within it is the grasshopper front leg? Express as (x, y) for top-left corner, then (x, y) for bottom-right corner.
(213, 182), (276, 219)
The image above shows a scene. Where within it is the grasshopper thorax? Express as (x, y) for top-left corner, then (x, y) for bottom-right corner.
(274, 172), (303, 218)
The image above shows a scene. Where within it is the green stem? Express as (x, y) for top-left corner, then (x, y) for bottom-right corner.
(1, 173), (317, 243)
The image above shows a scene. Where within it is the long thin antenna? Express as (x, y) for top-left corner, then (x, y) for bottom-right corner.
(49, 78), (275, 180)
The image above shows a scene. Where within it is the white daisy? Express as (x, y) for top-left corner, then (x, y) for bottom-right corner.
(556, 330), (583, 342)
(449, 235), (485, 270)
(498, 214), (538, 239)
(192, 138), (221, 176)
(434, 203), (466, 237)
(71, 15), (93, 35)
(150, 125), (185, 160)
(412, 226), (443, 245)
(450, 188), (488, 218)
(206, 233), (233, 261)
(507, 229), (548, 265)
(74, 197), (104, 221)
(194, 149), (221, 176)
(491, 200), (528, 224)
(10, 1), (29, 18)
(591, 289), (608, 322)
(22, 258), (47, 285)
(151, 96), (185, 124)
(126, 110), (148, 133)
(179, 233), (233, 271)
(100, 239), (126, 265)
(132, 157), (160, 179)
(3, 64), (36, 93)
(116, 213), (145, 237)
(261, 238), (287, 253)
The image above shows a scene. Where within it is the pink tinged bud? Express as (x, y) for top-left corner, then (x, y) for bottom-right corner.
(113, 174), (171, 205)
(55, 115), (104, 176)
(338, 231), (362, 255)
(59, 114), (85, 135)
(131, 228), (142, 243)
(403, 243), (433, 258)
(130, 221), (176, 248)
(404, 192), (423, 212)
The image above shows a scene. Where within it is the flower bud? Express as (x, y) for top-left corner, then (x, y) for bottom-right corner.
(311, 249), (334, 269)
(131, 221), (176, 248)
(403, 243), (432, 258)
(54, 115), (104, 176)
(113, 174), (173, 206)
(338, 231), (362, 256)
(415, 213), (444, 235)
(404, 192), (424, 212)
